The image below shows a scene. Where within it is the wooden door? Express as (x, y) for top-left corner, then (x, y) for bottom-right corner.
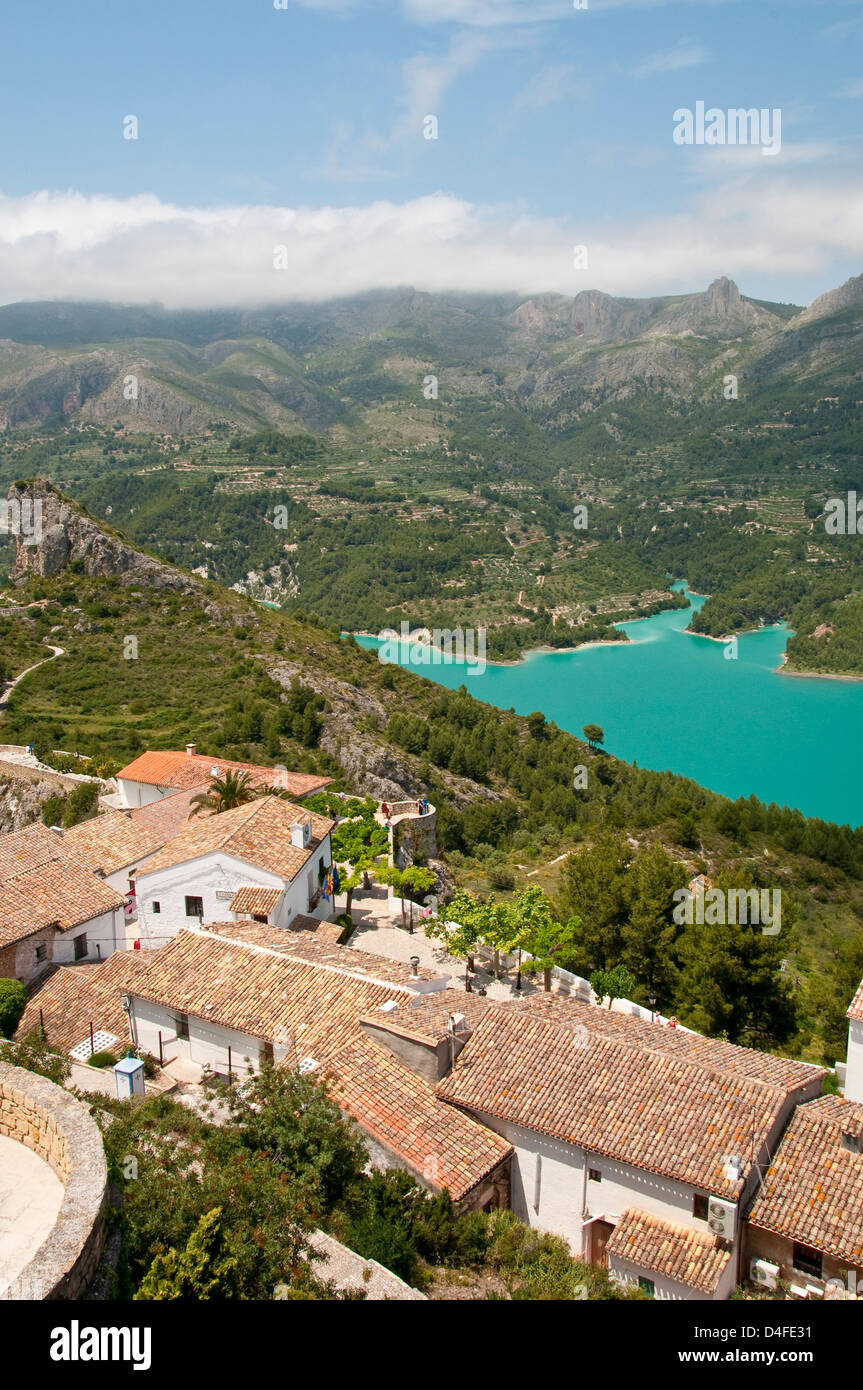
(591, 1220), (615, 1269)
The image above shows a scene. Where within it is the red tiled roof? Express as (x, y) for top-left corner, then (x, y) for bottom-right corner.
(116, 750), (331, 798)
(606, 1208), (731, 1294)
(61, 810), (164, 875)
(135, 797), (334, 882)
(128, 927), (415, 1055)
(229, 886), (283, 915)
(0, 859), (125, 945)
(436, 998), (824, 1196)
(129, 788), (204, 840)
(16, 953), (145, 1053)
(748, 1095), (863, 1265)
(325, 1032), (512, 1202)
(847, 980), (863, 1021)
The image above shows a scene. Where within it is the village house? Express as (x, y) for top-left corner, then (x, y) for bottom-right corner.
(0, 820), (158, 983)
(435, 994), (826, 1300)
(121, 923), (445, 1076)
(746, 1094), (863, 1297)
(132, 797), (337, 948)
(843, 978), (863, 1104)
(114, 746), (331, 810)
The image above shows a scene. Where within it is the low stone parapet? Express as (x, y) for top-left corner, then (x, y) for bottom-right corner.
(0, 1061), (107, 1300)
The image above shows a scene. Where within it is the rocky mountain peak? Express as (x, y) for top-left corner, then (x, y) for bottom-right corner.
(704, 277), (742, 312)
(7, 478), (195, 592)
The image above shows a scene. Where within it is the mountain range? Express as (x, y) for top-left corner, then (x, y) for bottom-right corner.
(0, 274), (860, 436)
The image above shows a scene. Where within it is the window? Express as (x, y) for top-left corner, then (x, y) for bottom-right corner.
(638, 1278), (655, 1298)
(792, 1243), (823, 1279)
(35, 944), (47, 963)
(175, 1014), (190, 1040)
(693, 1194), (709, 1221)
(252, 913), (267, 923)
(185, 896), (204, 918)
(588, 1168), (602, 1183)
(152, 901), (161, 914)
(73, 933), (88, 961)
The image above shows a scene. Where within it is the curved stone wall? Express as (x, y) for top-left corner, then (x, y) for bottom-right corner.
(0, 1061), (107, 1300)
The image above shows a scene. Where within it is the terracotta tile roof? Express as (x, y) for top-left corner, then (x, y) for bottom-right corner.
(747, 1095), (863, 1265)
(202, 922), (437, 988)
(16, 954), (144, 1054)
(847, 980), (863, 1021)
(362, 989), (496, 1046)
(212, 916), (343, 947)
(325, 1032), (512, 1202)
(129, 927), (416, 1057)
(229, 886), (283, 915)
(436, 1000), (825, 1197)
(0, 859), (125, 944)
(136, 797), (334, 882)
(512, 994), (822, 1093)
(606, 1208), (731, 1294)
(129, 789), (204, 840)
(61, 811), (164, 876)
(116, 750), (331, 798)
(0, 823), (67, 882)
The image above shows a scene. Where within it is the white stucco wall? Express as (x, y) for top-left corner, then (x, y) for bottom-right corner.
(52, 908), (125, 966)
(469, 1110), (741, 1293)
(129, 996), (263, 1075)
(134, 839), (333, 949)
(104, 853), (159, 898)
(845, 1018), (863, 1103)
(116, 779), (175, 809)
(609, 1253), (737, 1302)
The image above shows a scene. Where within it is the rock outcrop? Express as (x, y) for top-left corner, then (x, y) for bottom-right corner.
(7, 479), (195, 591)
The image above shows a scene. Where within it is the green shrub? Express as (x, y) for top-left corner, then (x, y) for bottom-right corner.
(0, 979), (27, 1038)
(0, 1030), (71, 1084)
(487, 865), (515, 891)
(88, 1050), (118, 1069)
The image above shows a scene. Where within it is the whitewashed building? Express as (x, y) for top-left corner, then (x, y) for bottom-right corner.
(0, 821), (140, 983)
(844, 980), (863, 1104)
(133, 797), (335, 950)
(436, 996), (825, 1300)
(114, 747), (331, 810)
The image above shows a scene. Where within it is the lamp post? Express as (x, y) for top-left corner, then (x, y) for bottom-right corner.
(649, 991), (658, 1023)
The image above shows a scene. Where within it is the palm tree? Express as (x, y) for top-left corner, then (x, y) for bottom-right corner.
(191, 770), (258, 816)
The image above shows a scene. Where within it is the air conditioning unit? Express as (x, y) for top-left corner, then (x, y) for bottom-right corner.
(707, 1197), (737, 1241)
(750, 1258), (779, 1290)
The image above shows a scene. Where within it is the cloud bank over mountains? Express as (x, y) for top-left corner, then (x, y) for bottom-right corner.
(0, 171), (859, 309)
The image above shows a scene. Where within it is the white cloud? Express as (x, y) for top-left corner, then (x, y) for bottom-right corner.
(398, 0), (742, 21)
(395, 30), (505, 137)
(512, 64), (589, 112)
(634, 41), (707, 78)
(0, 174), (859, 309)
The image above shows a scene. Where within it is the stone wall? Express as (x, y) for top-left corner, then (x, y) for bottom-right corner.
(392, 805), (437, 868)
(0, 1062), (107, 1300)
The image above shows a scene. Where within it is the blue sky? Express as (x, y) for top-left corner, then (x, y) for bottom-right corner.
(0, 0), (861, 306)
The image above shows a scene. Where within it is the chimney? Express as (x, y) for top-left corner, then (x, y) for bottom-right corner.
(842, 1131), (860, 1154)
(409, 956), (420, 978)
(291, 822), (306, 849)
(49, 825), (64, 836)
(186, 743), (196, 757)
